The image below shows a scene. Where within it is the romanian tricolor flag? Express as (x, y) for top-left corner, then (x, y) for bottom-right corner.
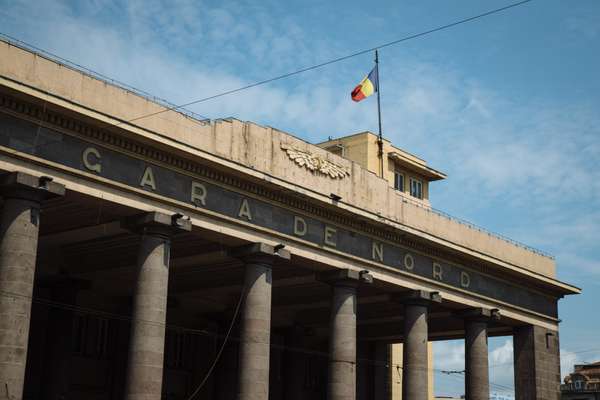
(351, 66), (378, 102)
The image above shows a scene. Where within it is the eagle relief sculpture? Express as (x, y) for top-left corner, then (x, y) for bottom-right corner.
(280, 144), (350, 179)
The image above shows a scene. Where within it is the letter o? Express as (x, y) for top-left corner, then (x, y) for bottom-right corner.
(403, 253), (414, 270)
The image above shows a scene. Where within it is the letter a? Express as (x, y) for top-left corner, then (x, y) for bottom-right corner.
(238, 198), (252, 221)
(140, 166), (157, 190)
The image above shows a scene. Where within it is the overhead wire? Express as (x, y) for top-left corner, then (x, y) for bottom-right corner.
(488, 346), (600, 369)
(183, 286), (246, 400)
(436, 369), (514, 395)
(117, 0), (534, 126)
(0, 0), (534, 128)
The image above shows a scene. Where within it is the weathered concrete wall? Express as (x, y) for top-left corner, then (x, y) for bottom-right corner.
(0, 41), (556, 278)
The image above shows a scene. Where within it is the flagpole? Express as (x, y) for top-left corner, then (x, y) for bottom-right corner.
(375, 50), (384, 178)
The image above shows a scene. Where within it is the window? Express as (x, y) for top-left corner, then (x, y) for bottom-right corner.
(72, 314), (112, 359)
(394, 171), (404, 192)
(165, 330), (196, 371)
(410, 178), (423, 199)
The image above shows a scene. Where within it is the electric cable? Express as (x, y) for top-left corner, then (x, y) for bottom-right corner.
(183, 286), (246, 400)
(436, 369), (514, 395)
(0, 1), (534, 128)
(119, 0), (534, 125)
(488, 346), (600, 369)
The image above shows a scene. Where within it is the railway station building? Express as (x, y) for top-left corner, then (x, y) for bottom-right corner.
(0, 39), (580, 400)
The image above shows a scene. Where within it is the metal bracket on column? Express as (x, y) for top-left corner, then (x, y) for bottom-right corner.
(121, 211), (192, 237)
(394, 289), (442, 306)
(228, 242), (291, 264)
(0, 171), (65, 201)
(454, 307), (501, 322)
(317, 268), (373, 287)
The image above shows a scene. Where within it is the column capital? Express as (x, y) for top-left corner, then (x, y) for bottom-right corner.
(0, 171), (65, 202)
(395, 289), (442, 306)
(121, 211), (192, 238)
(317, 268), (373, 288)
(454, 307), (501, 323)
(228, 242), (291, 264)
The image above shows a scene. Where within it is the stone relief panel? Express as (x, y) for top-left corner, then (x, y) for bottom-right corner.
(281, 143), (350, 179)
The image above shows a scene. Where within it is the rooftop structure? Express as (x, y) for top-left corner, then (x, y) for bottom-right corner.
(319, 131), (446, 208)
(562, 362), (600, 399)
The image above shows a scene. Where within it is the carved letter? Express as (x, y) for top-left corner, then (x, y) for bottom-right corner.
(294, 216), (307, 236)
(324, 226), (337, 247)
(372, 241), (383, 262)
(433, 262), (443, 281)
(460, 271), (471, 288)
(238, 198), (252, 221)
(403, 253), (414, 270)
(83, 147), (102, 173)
(191, 182), (207, 206)
(140, 166), (157, 190)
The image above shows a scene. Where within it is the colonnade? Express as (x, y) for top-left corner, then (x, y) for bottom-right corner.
(0, 171), (561, 400)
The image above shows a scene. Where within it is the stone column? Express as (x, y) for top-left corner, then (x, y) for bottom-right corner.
(0, 172), (64, 400)
(513, 324), (561, 400)
(466, 320), (489, 400)
(122, 212), (191, 400)
(398, 290), (441, 400)
(457, 308), (501, 400)
(319, 269), (373, 400)
(229, 243), (291, 400)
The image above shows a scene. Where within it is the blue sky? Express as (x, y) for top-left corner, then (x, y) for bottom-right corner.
(1, 0), (599, 396)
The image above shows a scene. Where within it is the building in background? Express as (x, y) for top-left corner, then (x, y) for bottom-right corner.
(561, 362), (600, 400)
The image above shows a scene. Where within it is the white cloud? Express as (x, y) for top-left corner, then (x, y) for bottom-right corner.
(490, 339), (513, 365)
(433, 340), (465, 372)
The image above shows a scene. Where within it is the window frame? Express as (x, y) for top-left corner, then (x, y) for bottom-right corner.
(393, 170), (405, 192)
(409, 177), (423, 199)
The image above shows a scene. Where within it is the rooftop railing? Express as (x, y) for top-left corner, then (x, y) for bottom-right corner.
(561, 382), (600, 392)
(394, 191), (554, 259)
(0, 34), (210, 123)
